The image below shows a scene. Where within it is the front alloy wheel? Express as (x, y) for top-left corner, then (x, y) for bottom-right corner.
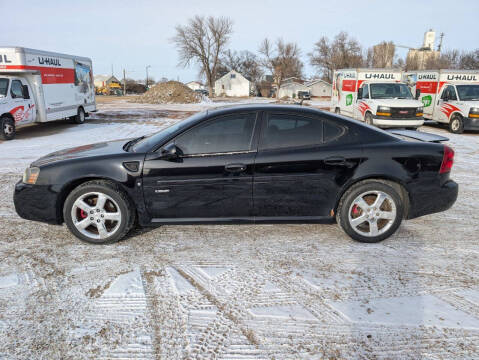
(71, 192), (122, 240)
(64, 180), (135, 244)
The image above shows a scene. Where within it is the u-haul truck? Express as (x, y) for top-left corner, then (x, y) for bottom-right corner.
(0, 47), (96, 140)
(331, 68), (424, 128)
(405, 69), (479, 133)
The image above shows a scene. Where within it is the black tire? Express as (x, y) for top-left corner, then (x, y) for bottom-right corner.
(63, 180), (136, 244)
(1, 116), (16, 140)
(70, 107), (86, 124)
(448, 114), (464, 134)
(336, 180), (404, 243)
(365, 112), (374, 126)
(335, 108), (340, 115)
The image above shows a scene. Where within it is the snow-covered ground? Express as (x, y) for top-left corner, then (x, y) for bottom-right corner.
(0, 98), (478, 359)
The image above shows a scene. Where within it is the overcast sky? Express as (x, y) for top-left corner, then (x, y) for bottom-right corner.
(1, 0), (477, 82)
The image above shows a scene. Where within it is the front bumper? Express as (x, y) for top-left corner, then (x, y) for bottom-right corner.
(464, 117), (479, 130)
(13, 181), (61, 224)
(408, 180), (458, 219)
(373, 117), (424, 128)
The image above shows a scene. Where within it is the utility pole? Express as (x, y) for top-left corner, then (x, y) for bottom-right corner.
(437, 33), (444, 53)
(123, 69), (126, 96)
(146, 65), (151, 89)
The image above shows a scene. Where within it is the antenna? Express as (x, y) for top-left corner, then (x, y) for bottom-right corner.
(437, 32), (444, 52)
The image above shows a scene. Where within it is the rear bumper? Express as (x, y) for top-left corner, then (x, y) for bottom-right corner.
(13, 181), (61, 224)
(464, 117), (479, 130)
(408, 180), (458, 219)
(373, 118), (424, 128)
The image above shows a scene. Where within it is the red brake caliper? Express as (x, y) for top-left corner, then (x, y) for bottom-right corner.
(80, 209), (87, 219)
(352, 204), (359, 215)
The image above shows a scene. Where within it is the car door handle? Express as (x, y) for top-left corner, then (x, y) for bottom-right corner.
(324, 156), (346, 166)
(225, 163), (247, 173)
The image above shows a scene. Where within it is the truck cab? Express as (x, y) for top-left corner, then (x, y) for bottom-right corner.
(355, 81), (424, 128)
(0, 75), (37, 139)
(433, 83), (479, 133)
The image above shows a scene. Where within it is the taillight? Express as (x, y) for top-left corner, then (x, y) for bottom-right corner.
(439, 145), (454, 174)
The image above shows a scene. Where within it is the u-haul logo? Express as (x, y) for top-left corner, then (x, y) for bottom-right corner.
(0, 55), (12, 63)
(365, 73), (396, 79)
(38, 57), (61, 66)
(418, 74), (437, 80)
(447, 74), (477, 81)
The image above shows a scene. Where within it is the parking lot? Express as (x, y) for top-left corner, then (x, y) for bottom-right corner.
(0, 97), (478, 359)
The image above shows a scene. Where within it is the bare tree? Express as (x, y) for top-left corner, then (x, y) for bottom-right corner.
(372, 41), (395, 68)
(259, 38), (303, 98)
(172, 16), (233, 96)
(459, 49), (479, 69)
(218, 50), (263, 83)
(309, 32), (363, 82)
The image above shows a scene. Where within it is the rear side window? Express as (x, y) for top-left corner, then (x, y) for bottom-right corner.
(175, 113), (256, 155)
(261, 114), (323, 150)
(0, 79), (9, 97)
(10, 80), (23, 98)
(324, 120), (345, 142)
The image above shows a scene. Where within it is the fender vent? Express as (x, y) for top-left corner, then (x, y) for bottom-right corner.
(123, 161), (139, 172)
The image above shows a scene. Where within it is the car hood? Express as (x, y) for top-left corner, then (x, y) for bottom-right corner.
(31, 139), (130, 167)
(372, 99), (423, 108)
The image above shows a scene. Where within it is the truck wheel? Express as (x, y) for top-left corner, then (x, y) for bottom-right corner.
(335, 108), (340, 115)
(71, 107), (86, 124)
(449, 114), (464, 134)
(63, 180), (136, 244)
(336, 180), (404, 243)
(365, 112), (374, 126)
(0, 116), (16, 140)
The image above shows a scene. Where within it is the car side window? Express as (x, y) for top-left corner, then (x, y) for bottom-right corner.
(442, 85), (457, 101)
(11, 80), (24, 99)
(362, 84), (369, 99)
(174, 113), (256, 155)
(260, 113), (323, 150)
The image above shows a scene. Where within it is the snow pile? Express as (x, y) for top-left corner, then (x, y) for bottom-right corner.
(134, 81), (201, 104)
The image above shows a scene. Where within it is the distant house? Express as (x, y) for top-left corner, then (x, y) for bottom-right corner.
(186, 81), (204, 91)
(277, 81), (309, 98)
(305, 79), (332, 97)
(94, 75), (121, 88)
(214, 70), (251, 97)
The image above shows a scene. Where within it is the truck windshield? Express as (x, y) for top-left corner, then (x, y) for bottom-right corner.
(456, 85), (479, 101)
(0, 78), (8, 97)
(370, 83), (413, 99)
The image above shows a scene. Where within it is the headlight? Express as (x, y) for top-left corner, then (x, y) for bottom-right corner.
(469, 107), (479, 118)
(377, 106), (391, 116)
(23, 167), (40, 184)
(416, 106), (424, 116)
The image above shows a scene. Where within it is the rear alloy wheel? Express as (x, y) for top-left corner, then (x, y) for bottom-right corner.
(1, 116), (16, 140)
(365, 112), (374, 126)
(64, 180), (135, 244)
(337, 181), (403, 243)
(71, 107), (86, 124)
(449, 114), (464, 134)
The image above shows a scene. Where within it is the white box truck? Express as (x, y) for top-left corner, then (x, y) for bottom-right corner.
(331, 69), (424, 129)
(0, 47), (96, 140)
(405, 69), (479, 133)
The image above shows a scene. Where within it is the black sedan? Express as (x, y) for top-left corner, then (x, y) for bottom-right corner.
(14, 105), (458, 244)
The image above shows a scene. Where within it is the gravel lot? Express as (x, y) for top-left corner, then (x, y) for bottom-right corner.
(0, 98), (478, 359)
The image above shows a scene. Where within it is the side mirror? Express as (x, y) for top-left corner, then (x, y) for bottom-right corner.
(415, 89), (421, 100)
(160, 143), (182, 161)
(357, 88), (363, 100)
(443, 96), (449, 102)
(23, 85), (30, 99)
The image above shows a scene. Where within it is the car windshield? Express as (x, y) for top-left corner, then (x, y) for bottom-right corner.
(0, 78), (8, 97)
(130, 111), (207, 152)
(370, 83), (413, 99)
(456, 85), (479, 101)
